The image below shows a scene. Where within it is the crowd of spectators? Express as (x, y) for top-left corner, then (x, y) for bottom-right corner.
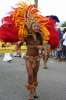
(50, 27), (66, 61)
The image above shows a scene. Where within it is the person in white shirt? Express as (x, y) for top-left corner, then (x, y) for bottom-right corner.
(63, 28), (66, 60)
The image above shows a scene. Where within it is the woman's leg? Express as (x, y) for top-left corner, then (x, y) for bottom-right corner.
(33, 60), (40, 98)
(63, 46), (66, 60)
(64, 46), (66, 59)
(25, 59), (34, 100)
(25, 57), (40, 99)
(43, 49), (49, 69)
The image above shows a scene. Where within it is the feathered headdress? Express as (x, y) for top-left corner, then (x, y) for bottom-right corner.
(9, 3), (50, 40)
(45, 16), (60, 48)
(0, 16), (19, 43)
(0, 2), (59, 48)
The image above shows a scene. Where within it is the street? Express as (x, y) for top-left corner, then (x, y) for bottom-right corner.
(0, 56), (66, 100)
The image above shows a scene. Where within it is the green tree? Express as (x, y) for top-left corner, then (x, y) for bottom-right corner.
(61, 21), (66, 27)
(34, 0), (38, 8)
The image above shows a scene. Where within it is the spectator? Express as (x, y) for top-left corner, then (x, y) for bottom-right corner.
(62, 28), (66, 60)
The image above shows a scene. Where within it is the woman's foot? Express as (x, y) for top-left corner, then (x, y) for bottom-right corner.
(28, 96), (33, 100)
(28, 93), (33, 100)
(33, 90), (39, 99)
(28, 98), (33, 100)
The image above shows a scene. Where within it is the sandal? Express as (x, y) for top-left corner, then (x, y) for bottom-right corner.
(28, 98), (33, 100)
(33, 95), (39, 99)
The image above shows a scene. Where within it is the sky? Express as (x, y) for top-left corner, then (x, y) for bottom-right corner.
(38, 0), (66, 23)
(0, 0), (66, 25)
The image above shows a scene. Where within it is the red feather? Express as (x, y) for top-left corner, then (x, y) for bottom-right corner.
(47, 19), (59, 48)
(0, 23), (18, 43)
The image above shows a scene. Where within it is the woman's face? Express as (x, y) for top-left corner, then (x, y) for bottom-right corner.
(32, 23), (39, 32)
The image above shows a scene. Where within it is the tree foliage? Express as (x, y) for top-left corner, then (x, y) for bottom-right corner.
(34, 0), (38, 7)
(61, 21), (66, 27)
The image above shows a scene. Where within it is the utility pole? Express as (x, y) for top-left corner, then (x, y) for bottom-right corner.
(34, 0), (38, 8)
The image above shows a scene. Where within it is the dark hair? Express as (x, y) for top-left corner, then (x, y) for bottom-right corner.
(35, 32), (43, 45)
(64, 28), (66, 33)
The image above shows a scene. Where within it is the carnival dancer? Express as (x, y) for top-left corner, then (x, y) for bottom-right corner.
(41, 40), (50, 69)
(0, 2), (59, 100)
(25, 33), (40, 99)
(41, 15), (60, 69)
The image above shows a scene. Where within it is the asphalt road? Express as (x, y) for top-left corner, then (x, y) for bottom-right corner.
(0, 55), (66, 100)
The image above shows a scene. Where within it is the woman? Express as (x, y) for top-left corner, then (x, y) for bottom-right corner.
(25, 32), (42, 100)
(41, 41), (50, 69)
